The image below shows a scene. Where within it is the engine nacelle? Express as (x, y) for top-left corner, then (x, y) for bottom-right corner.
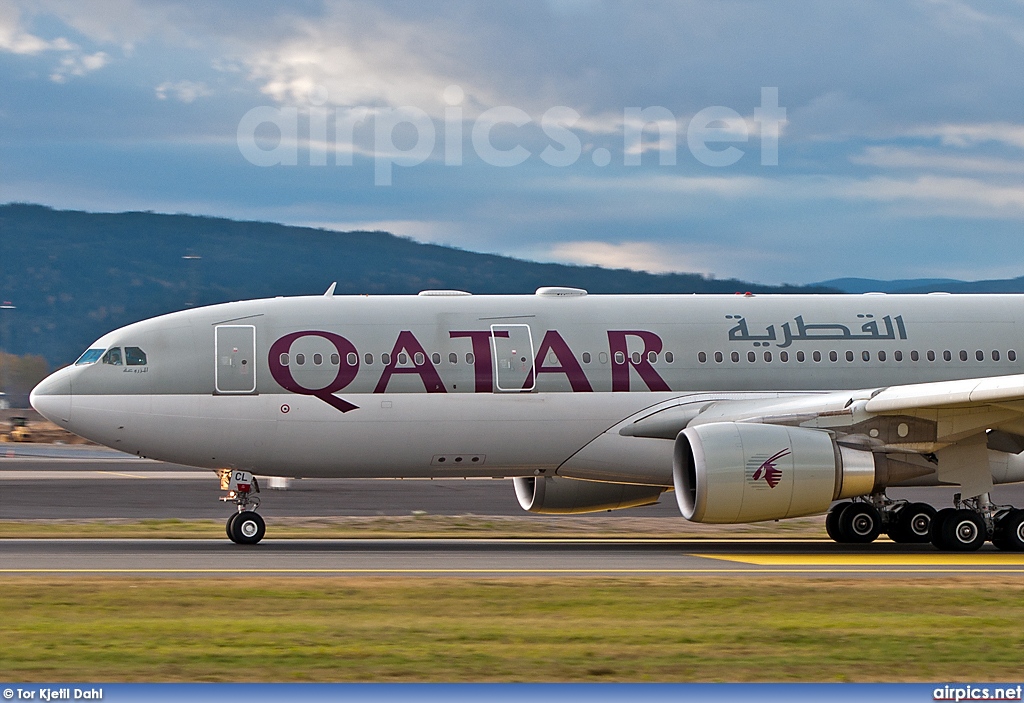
(514, 476), (665, 514)
(673, 422), (876, 523)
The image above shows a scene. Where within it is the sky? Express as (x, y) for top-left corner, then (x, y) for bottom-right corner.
(1, 0), (1022, 285)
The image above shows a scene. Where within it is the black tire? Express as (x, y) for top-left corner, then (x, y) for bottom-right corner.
(993, 509), (1024, 552)
(939, 509), (986, 552)
(930, 508), (957, 550)
(838, 503), (881, 543)
(892, 502), (936, 544)
(825, 503), (850, 543)
(226, 512), (242, 542)
(230, 511), (266, 545)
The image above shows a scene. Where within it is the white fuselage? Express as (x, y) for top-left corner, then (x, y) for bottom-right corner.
(30, 292), (1024, 487)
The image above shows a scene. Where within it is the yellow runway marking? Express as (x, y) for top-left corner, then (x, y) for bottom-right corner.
(96, 471), (152, 479)
(1, 567), (1023, 575)
(697, 553), (1024, 565)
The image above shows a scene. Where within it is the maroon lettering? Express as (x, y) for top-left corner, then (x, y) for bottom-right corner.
(268, 331), (359, 412)
(532, 330), (592, 392)
(374, 330), (447, 393)
(607, 330), (670, 392)
(449, 330), (506, 393)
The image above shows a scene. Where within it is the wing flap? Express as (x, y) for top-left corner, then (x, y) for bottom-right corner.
(865, 373), (1024, 414)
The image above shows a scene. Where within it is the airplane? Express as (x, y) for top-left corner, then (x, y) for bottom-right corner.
(28, 285), (1024, 551)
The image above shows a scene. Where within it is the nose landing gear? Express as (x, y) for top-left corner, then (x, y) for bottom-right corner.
(219, 469), (266, 545)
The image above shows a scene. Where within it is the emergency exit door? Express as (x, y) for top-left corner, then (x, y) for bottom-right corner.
(215, 325), (257, 393)
(490, 324), (535, 391)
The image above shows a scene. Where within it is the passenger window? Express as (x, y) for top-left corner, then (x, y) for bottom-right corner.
(614, 351), (625, 364)
(894, 351), (902, 362)
(976, 350), (984, 362)
(598, 352), (608, 364)
(714, 351), (723, 363)
(295, 353), (305, 366)
(364, 353), (373, 365)
(993, 350), (1000, 361)
(747, 351), (756, 362)
(927, 351), (935, 362)
(959, 350), (967, 362)
(911, 350), (919, 361)
(845, 351), (854, 362)
(829, 351), (838, 362)
(399, 353), (408, 365)
(332, 354), (341, 365)
(665, 352), (674, 363)
(347, 352), (358, 366)
(466, 352), (475, 364)
(763, 351), (772, 362)
(382, 353), (391, 365)
(582, 352), (591, 364)
(313, 353), (323, 366)
(414, 352), (424, 366)
(648, 351), (658, 364)
(431, 353), (441, 364)
(102, 348), (123, 366)
(813, 351), (821, 362)
(878, 351), (886, 362)
(731, 351), (740, 362)
(943, 350), (952, 362)
(449, 352), (458, 364)
(1010, 350), (1017, 362)
(279, 353), (290, 367)
(780, 351), (788, 362)
(796, 351), (805, 362)
(862, 351), (870, 362)
(631, 352), (641, 364)
(75, 349), (104, 366)
(698, 352), (707, 363)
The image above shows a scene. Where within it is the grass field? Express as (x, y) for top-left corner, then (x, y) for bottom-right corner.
(1, 577), (1021, 682)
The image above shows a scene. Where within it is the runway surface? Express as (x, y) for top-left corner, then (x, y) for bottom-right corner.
(1, 538), (1023, 577)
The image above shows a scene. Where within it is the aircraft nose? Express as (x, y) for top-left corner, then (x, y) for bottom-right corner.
(30, 368), (73, 425)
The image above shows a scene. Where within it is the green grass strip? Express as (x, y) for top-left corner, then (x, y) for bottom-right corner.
(0, 577), (1021, 682)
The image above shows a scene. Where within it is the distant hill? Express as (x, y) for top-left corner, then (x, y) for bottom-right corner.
(0, 204), (835, 367)
(819, 277), (1024, 294)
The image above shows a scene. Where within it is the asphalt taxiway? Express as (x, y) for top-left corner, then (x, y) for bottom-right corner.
(1, 538), (1022, 577)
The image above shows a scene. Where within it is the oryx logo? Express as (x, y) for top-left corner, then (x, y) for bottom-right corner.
(749, 448), (790, 489)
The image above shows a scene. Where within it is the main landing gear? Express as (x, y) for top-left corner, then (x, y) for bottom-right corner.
(826, 492), (1024, 551)
(826, 494), (935, 545)
(219, 469), (266, 545)
(929, 494), (1024, 552)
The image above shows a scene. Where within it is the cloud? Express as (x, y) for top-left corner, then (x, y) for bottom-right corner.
(155, 80), (213, 103)
(547, 241), (711, 275)
(49, 50), (109, 83)
(850, 146), (1024, 175)
(907, 123), (1024, 150)
(0, 1), (75, 54)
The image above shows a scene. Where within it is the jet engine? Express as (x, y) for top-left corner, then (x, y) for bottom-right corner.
(673, 422), (877, 523)
(514, 475), (665, 514)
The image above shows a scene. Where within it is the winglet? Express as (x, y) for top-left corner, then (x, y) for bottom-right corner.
(324, 282), (337, 297)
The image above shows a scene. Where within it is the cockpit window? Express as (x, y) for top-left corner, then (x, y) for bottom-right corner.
(125, 347), (147, 366)
(75, 348), (105, 366)
(102, 348), (123, 366)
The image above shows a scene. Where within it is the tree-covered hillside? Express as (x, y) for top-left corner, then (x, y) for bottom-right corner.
(0, 204), (836, 368)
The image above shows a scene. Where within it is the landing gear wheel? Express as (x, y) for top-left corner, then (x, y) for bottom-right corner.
(838, 503), (881, 543)
(228, 511), (266, 545)
(826, 502), (850, 543)
(930, 508), (956, 550)
(938, 509), (986, 552)
(890, 502), (936, 544)
(226, 512), (243, 541)
(993, 509), (1024, 552)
